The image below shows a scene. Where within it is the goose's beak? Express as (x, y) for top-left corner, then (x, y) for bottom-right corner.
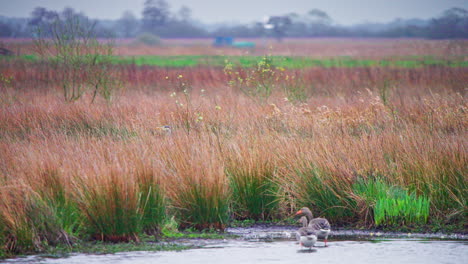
(295, 210), (303, 215)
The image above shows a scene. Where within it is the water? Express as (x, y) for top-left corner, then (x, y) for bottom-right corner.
(4, 229), (468, 264)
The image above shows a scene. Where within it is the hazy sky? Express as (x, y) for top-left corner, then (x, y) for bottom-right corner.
(2, 0), (467, 25)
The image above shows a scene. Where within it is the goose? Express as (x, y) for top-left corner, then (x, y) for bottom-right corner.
(296, 216), (317, 249)
(298, 216), (309, 228)
(295, 207), (331, 246)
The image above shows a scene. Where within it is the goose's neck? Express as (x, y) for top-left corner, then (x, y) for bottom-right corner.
(304, 211), (314, 222)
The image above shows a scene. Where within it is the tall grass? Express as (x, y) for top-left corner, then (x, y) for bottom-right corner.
(73, 169), (143, 242)
(283, 161), (356, 224)
(161, 137), (230, 230)
(136, 165), (166, 235)
(0, 44), (466, 256)
(27, 166), (82, 237)
(0, 185), (70, 254)
(226, 141), (280, 220)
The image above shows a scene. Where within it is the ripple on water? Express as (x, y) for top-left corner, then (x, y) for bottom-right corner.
(4, 239), (468, 264)
(3, 228), (468, 264)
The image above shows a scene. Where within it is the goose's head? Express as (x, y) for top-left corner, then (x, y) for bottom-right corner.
(295, 207), (314, 220)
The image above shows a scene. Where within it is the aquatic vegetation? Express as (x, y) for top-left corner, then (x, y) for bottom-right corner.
(353, 177), (431, 226)
(374, 192), (430, 226)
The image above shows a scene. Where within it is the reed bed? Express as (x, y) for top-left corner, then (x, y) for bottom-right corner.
(225, 138), (281, 220)
(3, 38), (467, 58)
(2, 60), (467, 94)
(0, 55), (467, 256)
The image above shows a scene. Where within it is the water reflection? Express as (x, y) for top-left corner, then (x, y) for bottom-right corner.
(296, 248), (318, 253)
(4, 238), (467, 264)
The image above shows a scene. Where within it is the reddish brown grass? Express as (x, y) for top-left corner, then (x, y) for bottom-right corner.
(3, 38), (467, 58)
(0, 44), (466, 253)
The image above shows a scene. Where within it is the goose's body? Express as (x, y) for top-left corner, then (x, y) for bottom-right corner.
(296, 207), (331, 246)
(309, 217), (331, 240)
(296, 217), (317, 249)
(296, 228), (317, 249)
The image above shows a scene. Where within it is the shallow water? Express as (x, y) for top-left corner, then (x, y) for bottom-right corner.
(5, 238), (467, 264)
(4, 226), (467, 264)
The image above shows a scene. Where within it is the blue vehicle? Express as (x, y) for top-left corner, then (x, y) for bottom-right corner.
(213, 36), (255, 48)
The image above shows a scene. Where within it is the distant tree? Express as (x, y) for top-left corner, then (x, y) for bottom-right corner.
(58, 7), (90, 28)
(28, 7), (58, 36)
(307, 9), (332, 25)
(142, 0), (170, 33)
(287, 21), (308, 37)
(266, 16), (291, 42)
(28, 7), (58, 27)
(306, 9), (333, 36)
(60, 7), (89, 23)
(428, 7), (468, 39)
(252, 22), (266, 36)
(177, 6), (192, 23)
(117, 10), (139, 38)
(0, 22), (13, 37)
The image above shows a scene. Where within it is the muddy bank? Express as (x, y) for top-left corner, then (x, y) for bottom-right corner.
(226, 224), (468, 241)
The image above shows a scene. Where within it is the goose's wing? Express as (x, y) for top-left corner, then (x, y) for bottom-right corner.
(309, 218), (331, 230)
(297, 227), (317, 236)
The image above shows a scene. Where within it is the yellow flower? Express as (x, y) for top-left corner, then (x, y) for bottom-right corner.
(195, 113), (203, 122)
(215, 105), (221, 110)
(178, 74), (183, 79)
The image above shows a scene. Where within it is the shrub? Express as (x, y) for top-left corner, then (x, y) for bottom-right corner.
(225, 56), (278, 103)
(34, 16), (117, 102)
(136, 33), (161, 46)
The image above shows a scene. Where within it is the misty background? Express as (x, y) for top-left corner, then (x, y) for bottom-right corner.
(0, 0), (467, 39)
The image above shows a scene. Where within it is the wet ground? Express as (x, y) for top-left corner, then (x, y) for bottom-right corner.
(4, 226), (468, 264)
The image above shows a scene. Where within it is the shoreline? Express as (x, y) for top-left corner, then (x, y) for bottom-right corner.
(226, 224), (468, 241)
(2, 225), (467, 261)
